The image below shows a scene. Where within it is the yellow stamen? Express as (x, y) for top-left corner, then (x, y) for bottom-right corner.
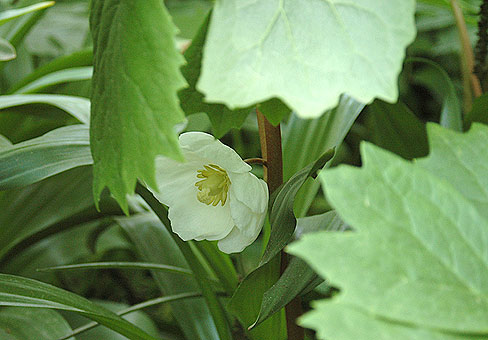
(195, 164), (231, 206)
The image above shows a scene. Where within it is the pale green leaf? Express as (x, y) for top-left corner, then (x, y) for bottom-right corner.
(14, 67), (92, 94)
(0, 125), (92, 190)
(39, 261), (192, 276)
(0, 94), (90, 124)
(0, 38), (16, 61)
(288, 123), (488, 339)
(0, 2), (54, 26)
(6, 48), (92, 94)
(198, 0), (416, 118)
(90, 0), (187, 212)
(0, 135), (12, 148)
(179, 13), (252, 137)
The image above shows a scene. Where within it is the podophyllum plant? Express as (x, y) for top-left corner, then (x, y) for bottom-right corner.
(0, 0), (487, 339)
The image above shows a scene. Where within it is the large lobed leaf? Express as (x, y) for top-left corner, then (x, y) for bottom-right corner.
(288, 123), (488, 339)
(179, 13), (252, 137)
(198, 0), (416, 118)
(90, 0), (187, 212)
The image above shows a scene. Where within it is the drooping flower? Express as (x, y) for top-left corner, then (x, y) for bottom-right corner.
(153, 132), (269, 253)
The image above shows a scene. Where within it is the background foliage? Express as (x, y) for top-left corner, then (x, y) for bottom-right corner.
(0, 0), (487, 339)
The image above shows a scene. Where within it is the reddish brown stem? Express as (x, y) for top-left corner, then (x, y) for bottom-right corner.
(257, 110), (304, 340)
(451, 0), (483, 111)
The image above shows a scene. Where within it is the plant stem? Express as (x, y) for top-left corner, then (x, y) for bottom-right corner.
(450, 0), (483, 111)
(257, 110), (304, 340)
(474, 0), (488, 90)
(135, 183), (233, 340)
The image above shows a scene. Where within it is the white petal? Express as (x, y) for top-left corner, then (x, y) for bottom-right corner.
(167, 188), (234, 241)
(154, 154), (234, 241)
(179, 132), (251, 173)
(229, 194), (266, 247)
(228, 172), (269, 213)
(229, 198), (254, 234)
(153, 154), (203, 206)
(217, 225), (260, 254)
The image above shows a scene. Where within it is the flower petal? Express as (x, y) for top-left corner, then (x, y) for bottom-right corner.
(167, 189), (234, 241)
(217, 225), (260, 254)
(154, 156), (234, 241)
(153, 155), (203, 206)
(229, 172), (269, 213)
(179, 132), (251, 173)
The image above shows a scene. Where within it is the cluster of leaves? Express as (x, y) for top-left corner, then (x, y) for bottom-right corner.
(0, 0), (487, 340)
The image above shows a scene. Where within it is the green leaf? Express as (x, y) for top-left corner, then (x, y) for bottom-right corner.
(22, 2), (89, 57)
(282, 95), (365, 216)
(0, 94), (90, 124)
(0, 135), (12, 148)
(14, 67), (92, 94)
(60, 299), (161, 340)
(365, 100), (429, 159)
(288, 123), (488, 339)
(227, 151), (334, 340)
(134, 184), (232, 340)
(198, 0), (416, 118)
(194, 241), (239, 295)
(90, 0), (187, 212)
(0, 274), (158, 340)
(0, 2), (54, 26)
(227, 256), (285, 340)
(257, 98), (291, 126)
(0, 38), (16, 61)
(7, 48), (92, 94)
(250, 211), (347, 328)
(0, 167), (94, 264)
(179, 13), (251, 138)
(118, 213), (221, 340)
(261, 149), (335, 266)
(0, 308), (74, 340)
(38, 261), (193, 276)
(465, 93), (488, 128)
(408, 58), (462, 131)
(60, 293), (204, 340)
(0, 125), (92, 190)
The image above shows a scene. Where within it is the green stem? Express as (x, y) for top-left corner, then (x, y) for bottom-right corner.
(194, 240), (239, 295)
(135, 183), (233, 340)
(257, 110), (304, 340)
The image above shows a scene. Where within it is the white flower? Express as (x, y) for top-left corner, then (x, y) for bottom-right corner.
(153, 132), (269, 253)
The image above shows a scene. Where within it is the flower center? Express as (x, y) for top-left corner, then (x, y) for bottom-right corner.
(195, 164), (231, 206)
